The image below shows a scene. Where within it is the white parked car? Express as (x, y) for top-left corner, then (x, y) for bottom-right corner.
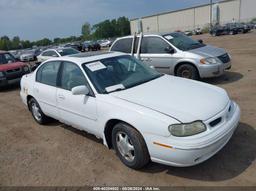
(100, 40), (112, 47)
(20, 50), (36, 61)
(20, 52), (240, 169)
(37, 47), (79, 63)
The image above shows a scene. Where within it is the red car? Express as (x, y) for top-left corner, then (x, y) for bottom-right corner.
(0, 51), (30, 88)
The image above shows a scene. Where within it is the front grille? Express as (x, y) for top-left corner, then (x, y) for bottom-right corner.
(218, 53), (230, 64)
(209, 117), (222, 127)
(6, 68), (21, 73)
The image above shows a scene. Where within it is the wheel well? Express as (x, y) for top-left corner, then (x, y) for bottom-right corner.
(174, 62), (199, 76)
(104, 119), (142, 149)
(27, 95), (33, 111)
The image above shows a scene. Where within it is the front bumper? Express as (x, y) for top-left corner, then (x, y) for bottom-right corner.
(20, 56), (34, 61)
(144, 101), (240, 167)
(198, 61), (231, 78)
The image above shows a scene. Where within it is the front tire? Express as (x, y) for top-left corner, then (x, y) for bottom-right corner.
(28, 98), (50, 125)
(112, 123), (150, 169)
(176, 64), (199, 80)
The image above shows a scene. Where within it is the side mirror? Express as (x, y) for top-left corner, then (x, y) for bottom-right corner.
(198, 39), (203, 44)
(71, 85), (89, 96)
(164, 46), (175, 54)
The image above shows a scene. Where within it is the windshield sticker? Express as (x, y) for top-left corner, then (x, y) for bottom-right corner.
(164, 35), (173, 40)
(105, 84), (125, 93)
(86, 61), (106, 72)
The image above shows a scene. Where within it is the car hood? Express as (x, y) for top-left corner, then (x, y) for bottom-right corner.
(0, 62), (26, 72)
(111, 75), (229, 122)
(188, 45), (226, 58)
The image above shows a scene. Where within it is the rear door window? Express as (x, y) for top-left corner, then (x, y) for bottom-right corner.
(36, 61), (61, 86)
(111, 38), (132, 53)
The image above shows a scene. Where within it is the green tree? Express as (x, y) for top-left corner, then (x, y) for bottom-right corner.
(116, 17), (130, 36)
(92, 16), (130, 39)
(251, 18), (256, 23)
(12, 36), (21, 49)
(34, 38), (52, 46)
(0, 36), (11, 50)
(81, 22), (91, 40)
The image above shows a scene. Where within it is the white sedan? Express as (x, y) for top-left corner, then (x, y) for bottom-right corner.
(20, 52), (240, 169)
(37, 47), (80, 63)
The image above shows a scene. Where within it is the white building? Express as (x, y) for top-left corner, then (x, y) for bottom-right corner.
(130, 0), (256, 34)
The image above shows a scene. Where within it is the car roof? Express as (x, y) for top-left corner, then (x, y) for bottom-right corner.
(45, 51), (127, 66)
(43, 47), (75, 52)
(0, 50), (7, 54)
(114, 32), (180, 40)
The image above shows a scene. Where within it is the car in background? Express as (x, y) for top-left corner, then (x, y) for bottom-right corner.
(20, 52), (240, 169)
(184, 30), (193, 36)
(82, 41), (101, 51)
(0, 51), (30, 88)
(235, 23), (251, 33)
(193, 28), (203, 35)
(64, 42), (83, 52)
(99, 40), (112, 47)
(225, 23), (240, 35)
(246, 23), (256, 29)
(210, 25), (226, 36)
(20, 50), (36, 62)
(9, 50), (21, 60)
(37, 47), (80, 63)
(110, 32), (231, 80)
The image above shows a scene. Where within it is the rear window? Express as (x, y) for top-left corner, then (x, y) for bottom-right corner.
(111, 38), (132, 53)
(57, 48), (80, 56)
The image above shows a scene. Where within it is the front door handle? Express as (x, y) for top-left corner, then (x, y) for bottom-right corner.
(58, 95), (65, 100)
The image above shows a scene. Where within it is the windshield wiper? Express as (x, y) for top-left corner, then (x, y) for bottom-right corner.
(107, 88), (125, 93)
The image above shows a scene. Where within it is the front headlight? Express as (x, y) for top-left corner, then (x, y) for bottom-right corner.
(200, 57), (220, 65)
(168, 121), (206, 137)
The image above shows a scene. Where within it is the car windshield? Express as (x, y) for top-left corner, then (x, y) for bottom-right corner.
(0, 53), (16, 64)
(163, 32), (205, 51)
(57, 48), (79, 56)
(25, 50), (34, 54)
(82, 55), (163, 94)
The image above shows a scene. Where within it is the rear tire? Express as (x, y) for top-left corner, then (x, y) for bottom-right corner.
(176, 64), (199, 80)
(112, 123), (150, 169)
(28, 98), (50, 125)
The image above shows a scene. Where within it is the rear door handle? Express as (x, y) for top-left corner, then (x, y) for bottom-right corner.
(141, 58), (152, 62)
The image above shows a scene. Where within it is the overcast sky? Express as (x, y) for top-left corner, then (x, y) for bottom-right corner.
(0, 0), (219, 41)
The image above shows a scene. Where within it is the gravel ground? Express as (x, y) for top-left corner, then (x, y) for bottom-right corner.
(0, 31), (256, 187)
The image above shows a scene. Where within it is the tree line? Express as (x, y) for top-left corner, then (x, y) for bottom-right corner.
(0, 16), (130, 51)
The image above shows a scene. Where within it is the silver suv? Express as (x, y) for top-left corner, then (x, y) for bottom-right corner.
(110, 32), (231, 80)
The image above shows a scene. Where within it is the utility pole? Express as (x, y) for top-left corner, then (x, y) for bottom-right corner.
(210, 0), (213, 30)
